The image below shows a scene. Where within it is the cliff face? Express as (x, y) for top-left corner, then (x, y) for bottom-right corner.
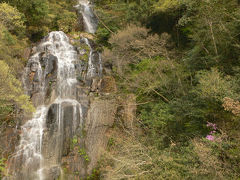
(2, 1), (119, 179)
(3, 30), (117, 179)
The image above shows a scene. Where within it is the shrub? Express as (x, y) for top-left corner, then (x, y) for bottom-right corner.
(0, 3), (25, 36)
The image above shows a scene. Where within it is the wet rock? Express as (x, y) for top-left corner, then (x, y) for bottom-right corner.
(39, 53), (58, 76)
(33, 70), (41, 82)
(75, 3), (98, 33)
(42, 104), (62, 166)
(90, 77), (101, 92)
(45, 54), (58, 76)
(42, 166), (61, 180)
(30, 62), (38, 72)
(5, 24), (121, 179)
(62, 104), (74, 156)
(46, 104), (58, 131)
(77, 48), (86, 55)
(31, 46), (37, 55)
(31, 92), (45, 107)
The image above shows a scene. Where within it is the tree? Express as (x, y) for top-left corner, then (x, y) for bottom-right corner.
(0, 23), (28, 75)
(0, 61), (34, 119)
(179, 0), (240, 72)
(0, 3), (25, 36)
(4, 0), (49, 40)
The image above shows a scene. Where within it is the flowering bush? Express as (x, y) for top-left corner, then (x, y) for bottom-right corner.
(206, 122), (217, 141)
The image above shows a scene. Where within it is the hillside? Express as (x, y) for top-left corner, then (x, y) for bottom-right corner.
(0, 0), (240, 179)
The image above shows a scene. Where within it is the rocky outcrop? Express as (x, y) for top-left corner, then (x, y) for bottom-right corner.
(0, 126), (19, 158)
(122, 94), (136, 130)
(85, 99), (116, 174)
(61, 98), (117, 179)
(4, 30), (119, 180)
(22, 51), (58, 109)
(4, 1), (133, 179)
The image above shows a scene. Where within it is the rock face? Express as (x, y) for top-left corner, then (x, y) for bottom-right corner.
(85, 99), (116, 174)
(75, 0), (98, 34)
(61, 99), (116, 179)
(5, 30), (117, 180)
(0, 125), (19, 158)
(4, 1), (119, 179)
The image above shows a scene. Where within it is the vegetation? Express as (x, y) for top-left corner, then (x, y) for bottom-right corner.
(0, 3), (35, 123)
(1, 0), (78, 40)
(0, 158), (6, 179)
(96, 0), (240, 179)
(0, 0), (239, 179)
(0, 0), (78, 122)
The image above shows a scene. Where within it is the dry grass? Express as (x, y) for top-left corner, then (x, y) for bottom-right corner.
(98, 129), (240, 180)
(99, 128), (153, 180)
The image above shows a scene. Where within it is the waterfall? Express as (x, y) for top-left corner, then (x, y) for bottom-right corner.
(6, 31), (81, 180)
(76, 0), (98, 34)
(82, 37), (102, 78)
(6, 1), (102, 179)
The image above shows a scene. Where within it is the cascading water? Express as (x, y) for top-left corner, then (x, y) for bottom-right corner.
(6, 31), (82, 180)
(82, 37), (102, 78)
(76, 0), (98, 33)
(6, 1), (101, 179)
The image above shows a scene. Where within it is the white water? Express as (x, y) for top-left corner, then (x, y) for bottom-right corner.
(76, 0), (98, 33)
(12, 106), (47, 179)
(7, 1), (101, 179)
(82, 38), (98, 78)
(7, 31), (83, 179)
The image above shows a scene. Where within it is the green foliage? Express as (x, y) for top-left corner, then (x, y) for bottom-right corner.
(139, 102), (175, 148)
(78, 148), (90, 162)
(100, 2), (240, 178)
(144, 137), (240, 179)
(0, 61), (35, 118)
(153, 0), (180, 12)
(0, 0), (238, 179)
(0, 9), (34, 121)
(107, 137), (115, 150)
(179, 0), (240, 72)
(0, 3), (34, 121)
(56, 10), (77, 33)
(72, 136), (78, 145)
(1, 0), (78, 40)
(0, 3), (25, 36)
(0, 158), (6, 178)
(7, 0), (49, 39)
(126, 57), (188, 100)
(101, 130), (240, 179)
(86, 168), (101, 180)
(0, 23), (27, 74)
(94, 0), (155, 47)
(48, 0), (77, 33)
(195, 68), (238, 102)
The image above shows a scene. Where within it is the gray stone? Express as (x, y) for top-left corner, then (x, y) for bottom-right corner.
(30, 62), (38, 72)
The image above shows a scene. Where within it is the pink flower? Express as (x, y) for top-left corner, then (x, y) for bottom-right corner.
(206, 135), (215, 141)
(207, 122), (217, 130)
(210, 130), (216, 134)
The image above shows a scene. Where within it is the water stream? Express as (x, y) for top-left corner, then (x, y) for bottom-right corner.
(76, 0), (98, 33)
(6, 1), (100, 179)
